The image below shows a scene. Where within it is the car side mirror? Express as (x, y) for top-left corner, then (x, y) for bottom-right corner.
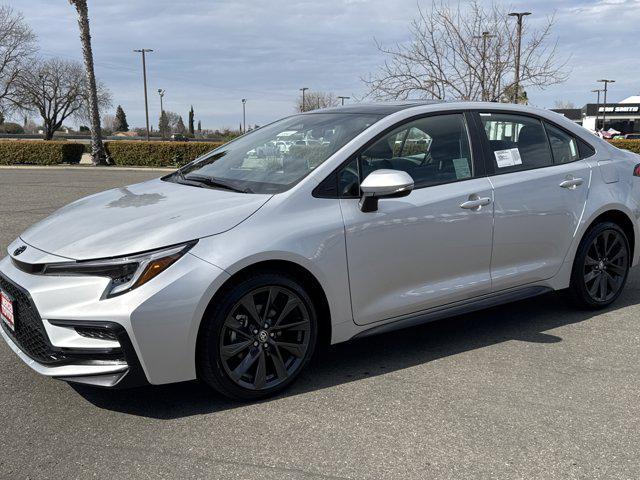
(359, 169), (414, 212)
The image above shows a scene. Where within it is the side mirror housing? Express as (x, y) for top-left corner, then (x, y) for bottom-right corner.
(359, 169), (414, 212)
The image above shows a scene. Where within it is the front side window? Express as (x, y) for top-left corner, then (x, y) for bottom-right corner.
(352, 113), (473, 190)
(171, 113), (383, 194)
(480, 113), (553, 172)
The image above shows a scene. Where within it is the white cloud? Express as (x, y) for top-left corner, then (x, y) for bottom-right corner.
(8, 0), (640, 127)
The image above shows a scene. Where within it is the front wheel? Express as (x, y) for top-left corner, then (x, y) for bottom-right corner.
(568, 222), (630, 309)
(197, 272), (318, 401)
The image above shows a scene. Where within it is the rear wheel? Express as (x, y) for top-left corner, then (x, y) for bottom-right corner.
(197, 272), (317, 400)
(568, 222), (630, 309)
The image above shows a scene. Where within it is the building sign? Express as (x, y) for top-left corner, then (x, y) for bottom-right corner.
(584, 104), (640, 116)
(599, 106), (639, 113)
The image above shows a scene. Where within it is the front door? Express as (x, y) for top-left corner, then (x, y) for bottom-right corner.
(476, 111), (592, 290)
(339, 112), (495, 325)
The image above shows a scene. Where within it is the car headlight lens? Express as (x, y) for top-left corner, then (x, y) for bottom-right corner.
(41, 241), (196, 297)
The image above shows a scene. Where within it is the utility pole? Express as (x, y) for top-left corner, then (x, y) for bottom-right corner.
(597, 79), (615, 132)
(338, 96), (350, 106)
(508, 12), (531, 104)
(474, 32), (495, 101)
(299, 87), (309, 112)
(241, 98), (246, 133)
(133, 48), (153, 140)
(591, 89), (602, 132)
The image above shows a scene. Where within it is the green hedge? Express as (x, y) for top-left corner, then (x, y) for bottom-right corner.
(609, 139), (640, 154)
(105, 141), (224, 167)
(0, 140), (84, 165)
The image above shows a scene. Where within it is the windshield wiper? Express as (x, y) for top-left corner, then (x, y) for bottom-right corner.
(183, 174), (253, 193)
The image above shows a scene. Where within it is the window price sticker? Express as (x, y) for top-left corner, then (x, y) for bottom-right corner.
(494, 148), (522, 168)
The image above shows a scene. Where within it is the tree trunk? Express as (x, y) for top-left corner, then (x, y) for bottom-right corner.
(70, 0), (110, 166)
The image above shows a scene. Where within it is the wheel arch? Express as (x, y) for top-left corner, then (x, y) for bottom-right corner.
(583, 208), (636, 261)
(196, 259), (332, 356)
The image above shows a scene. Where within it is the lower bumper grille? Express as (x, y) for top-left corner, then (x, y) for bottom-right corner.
(0, 273), (123, 366)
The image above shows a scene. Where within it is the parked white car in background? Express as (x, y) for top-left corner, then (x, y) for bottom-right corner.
(1, 101), (639, 400)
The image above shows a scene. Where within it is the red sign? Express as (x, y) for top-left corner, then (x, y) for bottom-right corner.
(0, 291), (14, 331)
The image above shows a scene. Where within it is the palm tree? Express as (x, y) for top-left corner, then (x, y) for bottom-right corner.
(69, 0), (110, 165)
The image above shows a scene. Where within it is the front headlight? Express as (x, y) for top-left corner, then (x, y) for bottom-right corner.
(41, 241), (197, 297)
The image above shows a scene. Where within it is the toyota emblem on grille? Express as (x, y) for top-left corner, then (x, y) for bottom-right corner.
(13, 245), (27, 256)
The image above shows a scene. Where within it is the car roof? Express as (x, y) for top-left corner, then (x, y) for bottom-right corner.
(305, 100), (558, 118)
(306, 100), (444, 116)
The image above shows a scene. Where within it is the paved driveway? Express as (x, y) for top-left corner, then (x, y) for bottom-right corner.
(1, 167), (639, 479)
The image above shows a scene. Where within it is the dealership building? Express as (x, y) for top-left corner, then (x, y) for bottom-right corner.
(552, 95), (640, 134)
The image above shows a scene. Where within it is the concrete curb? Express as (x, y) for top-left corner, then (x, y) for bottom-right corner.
(0, 165), (174, 172)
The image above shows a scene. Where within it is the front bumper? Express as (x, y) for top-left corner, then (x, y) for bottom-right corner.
(0, 245), (230, 387)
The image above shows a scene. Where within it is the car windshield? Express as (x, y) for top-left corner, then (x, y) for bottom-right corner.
(168, 113), (384, 194)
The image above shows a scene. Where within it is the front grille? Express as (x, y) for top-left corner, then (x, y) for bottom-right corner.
(0, 273), (69, 364)
(0, 273), (124, 365)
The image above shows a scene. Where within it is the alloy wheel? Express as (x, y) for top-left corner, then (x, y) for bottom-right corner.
(583, 229), (628, 303)
(219, 286), (311, 391)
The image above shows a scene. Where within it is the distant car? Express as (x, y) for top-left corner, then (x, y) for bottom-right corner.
(2, 101), (640, 400)
(624, 134), (640, 140)
(171, 133), (189, 142)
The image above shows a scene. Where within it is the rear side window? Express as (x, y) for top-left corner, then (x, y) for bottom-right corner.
(544, 122), (580, 164)
(578, 139), (596, 159)
(480, 113), (553, 173)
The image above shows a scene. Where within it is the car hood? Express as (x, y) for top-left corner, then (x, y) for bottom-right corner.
(19, 178), (271, 260)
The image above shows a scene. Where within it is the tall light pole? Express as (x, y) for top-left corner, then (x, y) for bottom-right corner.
(157, 89), (165, 139)
(241, 98), (246, 133)
(338, 96), (350, 106)
(474, 31), (495, 101)
(597, 79), (615, 132)
(134, 48), (153, 140)
(508, 12), (531, 104)
(591, 88), (602, 132)
(299, 87), (309, 112)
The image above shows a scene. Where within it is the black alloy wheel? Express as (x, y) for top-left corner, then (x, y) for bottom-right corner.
(569, 222), (630, 309)
(197, 272), (317, 400)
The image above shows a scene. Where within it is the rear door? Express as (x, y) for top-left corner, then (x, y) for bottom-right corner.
(474, 111), (592, 291)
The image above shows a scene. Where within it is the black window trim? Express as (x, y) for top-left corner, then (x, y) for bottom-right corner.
(313, 110), (484, 199)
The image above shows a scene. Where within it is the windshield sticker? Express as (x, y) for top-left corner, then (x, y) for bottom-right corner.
(494, 148), (522, 168)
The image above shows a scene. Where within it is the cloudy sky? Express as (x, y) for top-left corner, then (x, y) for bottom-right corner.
(9, 0), (640, 130)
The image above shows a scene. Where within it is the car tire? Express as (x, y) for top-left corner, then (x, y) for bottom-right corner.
(568, 222), (630, 310)
(197, 271), (318, 401)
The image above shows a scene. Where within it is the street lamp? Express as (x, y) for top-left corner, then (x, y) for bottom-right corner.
(133, 48), (154, 140)
(299, 87), (309, 112)
(591, 89), (603, 132)
(338, 96), (350, 106)
(597, 79), (615, 132)
(473, 32), (495, 101)
(508, 12), (531, 104)
(241, 98), (246, 133)
(157, 89), (165, 139)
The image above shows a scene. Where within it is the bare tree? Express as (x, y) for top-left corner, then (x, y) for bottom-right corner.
(295, 91), (339, 112)
(164, 111), (181, 132)
(69, 0), (110, 165)
(362, 1), (568, 103)
(15, 58), (110, 140)
(0, 6), (36, 112)
(101, 114), (117, 132)
(554, 99), (576, 109)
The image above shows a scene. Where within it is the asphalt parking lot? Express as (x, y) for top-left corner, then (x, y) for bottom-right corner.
(1, 167), (640, 479)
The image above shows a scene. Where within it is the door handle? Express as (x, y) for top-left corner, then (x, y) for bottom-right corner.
(460, 196), (491, 211)
(559, 176), (584, 189)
